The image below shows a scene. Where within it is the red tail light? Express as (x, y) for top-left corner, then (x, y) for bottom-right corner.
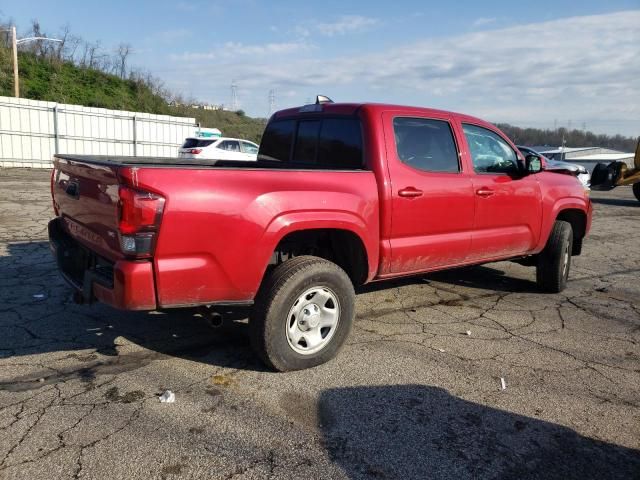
(117, 186), (165, 257)
(189, 148), (202, 154)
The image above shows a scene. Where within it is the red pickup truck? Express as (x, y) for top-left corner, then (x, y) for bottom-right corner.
(49, 100), (592, 371)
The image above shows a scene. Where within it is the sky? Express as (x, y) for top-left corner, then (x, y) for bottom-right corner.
(3, 0), (640, 136)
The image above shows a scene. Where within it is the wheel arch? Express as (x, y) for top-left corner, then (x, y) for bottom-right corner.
(270, 227), (371, 286)
(555, 208), (588, 255)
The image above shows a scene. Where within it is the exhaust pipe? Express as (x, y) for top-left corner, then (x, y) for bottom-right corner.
(198, 306), (224, 328)
(208, 312), (224, 328)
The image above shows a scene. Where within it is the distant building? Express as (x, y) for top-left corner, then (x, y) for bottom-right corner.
(533, 146), (634, 172)
(167, 101), (224, 111)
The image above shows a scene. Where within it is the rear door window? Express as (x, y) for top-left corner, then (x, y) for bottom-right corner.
(217, 140), (241, 152)
(393, 118), (459, 173)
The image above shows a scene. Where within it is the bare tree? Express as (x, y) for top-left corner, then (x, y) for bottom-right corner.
(64, 34), (82, 63)
(87, 40), (102, 69)
(116, 43), (132, 79)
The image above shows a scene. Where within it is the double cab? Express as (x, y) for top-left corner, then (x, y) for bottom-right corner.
(49, 99), (592, 371)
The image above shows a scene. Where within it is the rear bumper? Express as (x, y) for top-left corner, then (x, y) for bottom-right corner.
(48, 218), (157, 310)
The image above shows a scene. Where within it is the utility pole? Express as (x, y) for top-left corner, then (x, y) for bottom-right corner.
(11, 26), (19, 97)
(2, 25), (62, 98)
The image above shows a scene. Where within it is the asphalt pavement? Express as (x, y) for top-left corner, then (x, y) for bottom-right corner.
(0, 168), (638, 479)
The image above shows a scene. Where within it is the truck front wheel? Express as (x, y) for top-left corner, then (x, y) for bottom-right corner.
(536, 220), (573, 293)
(250, 256), (355, 372)
(633, 182), (640, 202)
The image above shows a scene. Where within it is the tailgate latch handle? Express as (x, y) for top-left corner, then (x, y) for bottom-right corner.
(65, 181), (80, 199)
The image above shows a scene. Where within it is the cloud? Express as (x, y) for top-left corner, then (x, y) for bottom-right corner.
(316, 15), (379, 36)
(171, 41), (310, 61)
(163, 10), (640, 135)
(473, 17), (497, 26)
(291, 15), (380, 38)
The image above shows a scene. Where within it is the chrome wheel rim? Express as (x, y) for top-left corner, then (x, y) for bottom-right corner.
(562, 244), (570, 278)
(286, 286), (340, 355)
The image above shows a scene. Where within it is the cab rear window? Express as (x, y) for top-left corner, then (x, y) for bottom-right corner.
(258, 117), (364, 169)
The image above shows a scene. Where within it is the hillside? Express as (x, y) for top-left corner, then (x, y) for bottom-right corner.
(0, 50), (266, 143)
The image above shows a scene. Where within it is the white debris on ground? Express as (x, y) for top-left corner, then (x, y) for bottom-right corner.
(159, 390), (176, 403)
(500, 377), (507, 390)
(465, 330), (472, 336)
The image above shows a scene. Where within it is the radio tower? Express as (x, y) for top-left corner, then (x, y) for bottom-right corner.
(268, 89), (276, 116)
(231, 80), (238, 111)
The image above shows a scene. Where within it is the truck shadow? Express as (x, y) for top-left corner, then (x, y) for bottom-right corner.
(590, 197), (639, 207)
(0, 242), (537, 381)
(0, 241), (267, 382)
(317, 384), (640, 480)
(358, 264), (539, 295)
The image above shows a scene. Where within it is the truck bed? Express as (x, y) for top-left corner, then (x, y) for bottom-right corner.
(56, 154), (249, 168)
(51, 153), (379, 308)
(54, 154), (368, 170)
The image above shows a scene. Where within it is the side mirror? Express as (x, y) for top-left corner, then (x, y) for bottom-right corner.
(525, 154), (542, 174)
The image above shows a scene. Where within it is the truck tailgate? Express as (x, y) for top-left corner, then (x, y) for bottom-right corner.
(52, 158), (123, 261)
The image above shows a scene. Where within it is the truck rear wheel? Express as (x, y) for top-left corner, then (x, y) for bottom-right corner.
(536, 220), (573, 293)
(250, 256), (355, 372)
(633, 182), (640, 202)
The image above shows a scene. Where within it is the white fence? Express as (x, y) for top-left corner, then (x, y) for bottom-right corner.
(0, 96), (198, 168)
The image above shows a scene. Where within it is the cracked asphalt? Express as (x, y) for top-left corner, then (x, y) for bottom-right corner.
(0, 168), (639, 480)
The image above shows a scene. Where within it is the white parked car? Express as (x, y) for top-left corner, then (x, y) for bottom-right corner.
(179, 136), (259, 161)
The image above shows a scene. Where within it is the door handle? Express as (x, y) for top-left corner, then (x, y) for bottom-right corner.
(398, 187), (423, 198)
(476, 188), (494, 197)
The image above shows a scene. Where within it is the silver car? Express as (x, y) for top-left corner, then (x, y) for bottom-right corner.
(518, 146), (590, 189)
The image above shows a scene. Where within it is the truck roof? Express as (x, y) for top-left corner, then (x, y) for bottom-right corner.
(273, 102), (490, 127)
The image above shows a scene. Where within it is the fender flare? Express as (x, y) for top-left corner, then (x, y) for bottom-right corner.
(536, 197), (589, 252)
(251, 210), (378, 288)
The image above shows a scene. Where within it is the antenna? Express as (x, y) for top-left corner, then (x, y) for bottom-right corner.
(268, 89), (276, 116)
(231, 80), (238, 111)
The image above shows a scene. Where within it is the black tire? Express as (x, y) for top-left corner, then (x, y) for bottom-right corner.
(536, 221), (573, 293)
(633, 182), (640, 203)
(590, 163), (609, 188)
(250, 256), (355, 372)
